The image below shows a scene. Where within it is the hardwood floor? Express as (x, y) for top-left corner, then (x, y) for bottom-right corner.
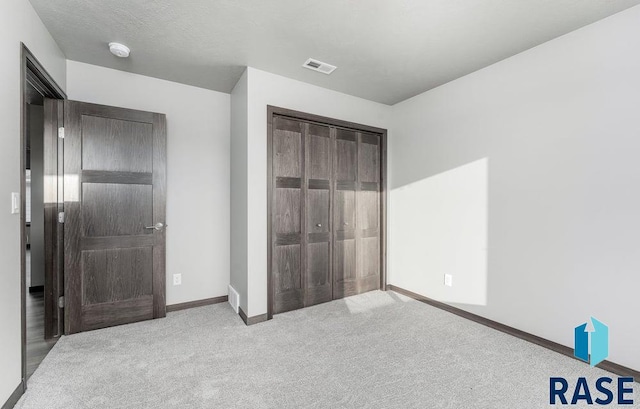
(26, 251), (57, 380)
(26, 291), (56, 380)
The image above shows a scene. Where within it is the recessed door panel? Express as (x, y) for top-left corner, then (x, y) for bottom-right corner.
(274, 245), (302, 293)
(336, 138), (356, 182)
(308, 190), (329, 233)
(307, 242), (329, 288)
(306, 242), (331, 306)
(82, 116), (153, 173)
(335, 190), (355, 232)
(274, 119), (302, 178)
(274, 245), (303, 313)
(82, 183), (153, 237)
(359, 135), (379, 183)
(308, 125), (331, 180)
(82, 247), (153, 305)
(358, 191), (378, 231)
(275, 189), (301, 234)
(334, 240), (356, 283)
(359, 237), (379, 278)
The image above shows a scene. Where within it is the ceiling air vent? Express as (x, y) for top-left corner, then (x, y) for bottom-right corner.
(302, 58), (337, 75)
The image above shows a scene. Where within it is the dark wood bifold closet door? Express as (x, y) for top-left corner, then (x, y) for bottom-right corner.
(333, 130), (380, 299)
(355, 132), (382, 295)
(305, 123), (332, 306)
(272, 117), (305, 313)
(269, 108), (385, 317)
(64, 101), (167, 334)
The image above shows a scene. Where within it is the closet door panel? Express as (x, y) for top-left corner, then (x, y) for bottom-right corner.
(274, 119), (302, 177)
(272, 117), (304, 313)
(359, 134), (380, 183)
(359, 191), (378, 231)
(334, 240), (356, 282)
(307, 190), (329, 234)
(270, 111), (384, 316)
(308, 124), (331, 180)
(335, 190), (355, 231)
(307, 242), (331, 305)
(304, 123), (332, 307)
(275, 189), (301, 234)
(333, 130), (359, 299)
(336, 130), (357, 182)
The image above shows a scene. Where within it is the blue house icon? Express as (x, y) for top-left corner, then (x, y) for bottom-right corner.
(574, 317), (609, 367)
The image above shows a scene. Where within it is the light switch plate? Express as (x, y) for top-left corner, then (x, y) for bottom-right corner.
(11, 192), (20, 214)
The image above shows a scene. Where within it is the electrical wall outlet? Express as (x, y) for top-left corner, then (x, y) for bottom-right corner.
(173, 273), (182, 286)
(444, 274), (453, 287)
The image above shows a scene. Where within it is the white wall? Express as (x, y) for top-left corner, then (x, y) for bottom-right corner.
(239, 67), (392, 317)
(66, 61), (231, 306)
(390, 5), (640, 370)
(230, 69), (249, 313)
(0, 0), (66, 402)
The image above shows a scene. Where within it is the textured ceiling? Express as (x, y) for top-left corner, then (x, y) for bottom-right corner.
(29, 0), (640, 104)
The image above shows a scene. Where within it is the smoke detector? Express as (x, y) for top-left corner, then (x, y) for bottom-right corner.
(302, 58), (337, 75)
(109, 42), (130, 58)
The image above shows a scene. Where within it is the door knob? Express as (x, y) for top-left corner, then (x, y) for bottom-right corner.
(145, 222), (166, 231)
(316, 223), (322, 227)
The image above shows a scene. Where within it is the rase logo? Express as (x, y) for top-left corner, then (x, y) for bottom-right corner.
(574, 317), (608, 367)
(549, 318), (634, 405)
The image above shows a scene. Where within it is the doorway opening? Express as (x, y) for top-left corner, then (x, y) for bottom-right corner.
(20, 44), (66, 384)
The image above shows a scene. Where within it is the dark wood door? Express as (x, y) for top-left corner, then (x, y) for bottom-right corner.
(43, 99), (64, 338)
(333, 130), (381, 299)
(355, 132), (382, 294)
(269, 109), (384, 316)
(272, 117), (304, 313)
(64, 100), (166, 334)
(305, 123), (332, 306)
(333, 129), (358, 298)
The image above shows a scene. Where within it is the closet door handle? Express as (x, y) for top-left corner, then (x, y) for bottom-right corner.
(316, 223), (322, 227)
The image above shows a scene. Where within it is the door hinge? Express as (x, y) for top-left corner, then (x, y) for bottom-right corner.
(58, 127), (65, 139)
(58, 211), (65, 224)
(58, 296), (65, 309)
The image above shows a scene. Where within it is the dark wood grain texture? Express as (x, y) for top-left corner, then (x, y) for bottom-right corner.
(304, 122), (332, 307)
(63, 100), (83, 335)
(82, 183), (153, 237)
(81, 116), (153, 172)
(82, 170), (153, 185)
(272, 117), (305, 313)
(267, 106), (387, 318)
(82, 247), (153, 305)
(82, 297), (154, 331)
(152, 113), (167, 319)
(166, 296), (228, 312)
(64, 101), (167, 334)
(26, 290), (57, 379)
(387, 285), (640, 381)
(43, 98), (60, 340)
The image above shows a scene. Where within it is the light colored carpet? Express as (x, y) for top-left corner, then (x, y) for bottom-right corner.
(16, 291), (638, 409)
